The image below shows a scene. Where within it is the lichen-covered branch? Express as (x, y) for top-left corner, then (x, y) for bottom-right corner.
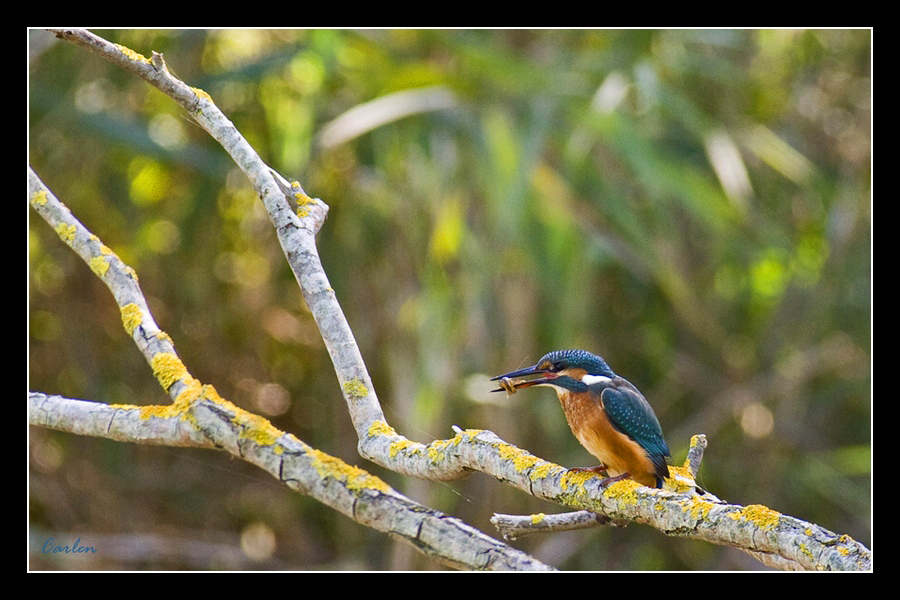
(28, 168), (551, 570)
(491, 510), (623, 540)
(486, 434), (869, 570)
(381, 428), (870, 570)
(28, 391), (551, 571)
(33, 29), (871, 571)
(490, 434), (716, 541)
(46, 28), (381, 438)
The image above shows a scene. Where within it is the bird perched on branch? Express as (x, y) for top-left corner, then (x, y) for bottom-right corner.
(492, 349), (670, 488)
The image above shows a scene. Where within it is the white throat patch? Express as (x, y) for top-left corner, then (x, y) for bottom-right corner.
(581, 374), (612, 386)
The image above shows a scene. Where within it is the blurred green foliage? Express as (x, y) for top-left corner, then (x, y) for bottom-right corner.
(29, 29), (870, 570)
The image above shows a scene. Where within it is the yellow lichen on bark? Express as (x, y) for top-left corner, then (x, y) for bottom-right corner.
(151, 352), (187, 390)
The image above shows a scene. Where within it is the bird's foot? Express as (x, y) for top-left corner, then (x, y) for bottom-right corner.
(596, 472), (631, 486)
(568, 467), (631, 486)
(568, 464), (609, 475)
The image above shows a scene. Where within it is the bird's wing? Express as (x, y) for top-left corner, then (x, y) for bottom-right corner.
(599, 384), (670, 461)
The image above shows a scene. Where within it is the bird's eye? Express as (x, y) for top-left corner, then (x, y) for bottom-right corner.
(552, 362), (565, 371)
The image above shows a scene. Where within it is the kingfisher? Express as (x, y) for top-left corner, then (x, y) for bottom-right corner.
(491, 349), (670, 488)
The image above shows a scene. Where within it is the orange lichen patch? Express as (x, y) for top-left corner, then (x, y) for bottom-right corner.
(173, 378), (205, 410)
(367, 420), (398, 438)
(427, 437), (453, 463)
(308, 448), (392, 494)
(151, 352), (188, 390)
(495, 442), (541, 473)
(89, 255), (110, 276)
(55, 223), (76, 244)
(729, 504), (781, 530)
(559, 469), (594, 491)
(133, 378), (204, 421)
(342, 378), (369, 401)
(191, 87), (214, 103)
(450, 428), (485, 444)
(295, 199), (314, 218)
(120, 303), (143, 335)
(388, 438), (420, 458)
(529, 461), (566, 482)
(681, 495), (715, 520)
(423, 428), (485, 463)
(836, 535), (860, 558)
(665, 464), (699, 494)
(601, 477), (642, 505)
(138, 403), (183, 420)
(234, 409), (284, 448)
(115, 44), (150, 63)
(367, 420), (422, 460)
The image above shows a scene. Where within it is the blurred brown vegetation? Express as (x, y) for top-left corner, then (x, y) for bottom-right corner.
(29, 29), (870, 570)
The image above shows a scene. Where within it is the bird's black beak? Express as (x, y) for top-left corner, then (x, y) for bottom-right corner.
(490, 363), (557, 393)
